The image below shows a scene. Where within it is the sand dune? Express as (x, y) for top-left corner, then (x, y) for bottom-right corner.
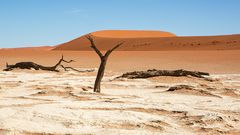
(91, 30), (176, 38)
(53, 30), (240, 51)
(1, 50), (240, 74)
(1, 30), (240, 73)
(0, 46), (54, 51)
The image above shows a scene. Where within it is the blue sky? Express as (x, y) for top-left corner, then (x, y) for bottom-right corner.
(0, 0), (239, 48)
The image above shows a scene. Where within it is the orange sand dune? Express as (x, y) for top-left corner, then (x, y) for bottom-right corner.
(91, 30), (176, 38)
(1, 49), (240, 74)
(53, 30), (240, 51)
(1, 30), (240, 73)
(1, 46), (54, 51)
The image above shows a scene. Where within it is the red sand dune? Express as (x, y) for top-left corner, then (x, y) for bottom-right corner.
(91, 30), (176, 38)
(1, 46), (54, 51)
(53, 30), (240, 51)
(1, 30), (240, 73)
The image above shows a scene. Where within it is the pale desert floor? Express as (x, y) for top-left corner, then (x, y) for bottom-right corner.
(0, 69), (240, 135)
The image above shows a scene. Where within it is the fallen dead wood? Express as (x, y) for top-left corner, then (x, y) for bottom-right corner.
(3, 55), (88, 72)
(116, 69), (210, 79)
(60, 65), (94, 72)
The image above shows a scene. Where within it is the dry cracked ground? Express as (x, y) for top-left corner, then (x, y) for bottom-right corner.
(0, 69), (240, 135)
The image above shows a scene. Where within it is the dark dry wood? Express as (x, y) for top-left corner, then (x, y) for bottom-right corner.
(4, 55), (76, 72)
(86, 35), (124, 93)
(116, 69), (210, 79)
(60, 65), (94, 72)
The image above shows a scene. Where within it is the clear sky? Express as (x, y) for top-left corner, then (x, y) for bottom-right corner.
(0, 0), (239, 48)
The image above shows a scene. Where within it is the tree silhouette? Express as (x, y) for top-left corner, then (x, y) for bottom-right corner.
(86, 35), (124, 92)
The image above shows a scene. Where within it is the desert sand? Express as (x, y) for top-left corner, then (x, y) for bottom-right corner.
(91, 30), (176, 38)
(0, 30), (240, 134)
(1, 49), (240, 74)
(53, 30), (240, 51)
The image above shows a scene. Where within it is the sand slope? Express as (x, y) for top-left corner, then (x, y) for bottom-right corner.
(0, 46), (54, 51)
(1, 30), (240, 73)
(1, 50), (240, 74)
(53, 30), (240, 51)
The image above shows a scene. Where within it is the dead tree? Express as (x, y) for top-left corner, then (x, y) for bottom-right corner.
(86, 35), (124, 93)
(4, 55), (77, 72)
(116, 69), (210, 79)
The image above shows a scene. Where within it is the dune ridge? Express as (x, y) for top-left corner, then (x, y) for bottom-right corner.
(53, 30), (240, 51)
(91, 30), (176, 38)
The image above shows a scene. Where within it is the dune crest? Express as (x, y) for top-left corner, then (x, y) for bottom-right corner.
(91, 30), (176, 38)
(53, 30), (240, 51)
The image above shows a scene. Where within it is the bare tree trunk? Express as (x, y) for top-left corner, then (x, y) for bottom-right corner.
(94, 57), (107, 92)
(86, 35), (124, 93)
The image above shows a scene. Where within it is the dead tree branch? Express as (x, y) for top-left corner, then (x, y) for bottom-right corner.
(60, 65), (94, 72)
(4, 55), (76, 72)
(86, 35), (103, 58)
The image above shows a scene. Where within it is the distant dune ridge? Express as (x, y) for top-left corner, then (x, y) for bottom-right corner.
(0, 46), (54, 51)
(91, 30), (176, 38)
(53, 30), (240, 51)
(1, 30), (240, 73)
